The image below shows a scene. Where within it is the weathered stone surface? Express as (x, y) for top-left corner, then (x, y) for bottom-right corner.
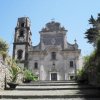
(16, 73), (24, 84)
(0, 56), (5, 90)
(0, 56), (12, 89)
(13, 18), (83, 81)
(0, 81), (100, 99)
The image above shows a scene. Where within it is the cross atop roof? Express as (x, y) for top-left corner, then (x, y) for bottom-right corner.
(51, 18), (55, 21)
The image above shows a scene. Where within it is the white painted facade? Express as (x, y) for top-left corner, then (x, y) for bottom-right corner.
(13, 17), (82, 81)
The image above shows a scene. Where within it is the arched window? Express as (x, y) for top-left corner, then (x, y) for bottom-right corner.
(70, 61), (73, 67)
(21, 23), (24, 27)
(34, 62), (38, 69)
(19, 30), (24, 37)
(17, 49), (23, 60)
(51, 52), (56, 60)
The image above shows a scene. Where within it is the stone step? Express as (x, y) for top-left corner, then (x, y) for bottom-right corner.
(30, 80), (77, 84)
(32, 80), (76, 83)
(1, 98), (100, 100)
(1, 81), (100, 99)
(16, 85), (100, 90)
(20, 82), (80, 86)
(0, 89), (100, 99)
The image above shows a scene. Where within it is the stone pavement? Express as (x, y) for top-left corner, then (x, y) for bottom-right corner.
(3, 98), (100, 100)
(0, 81), (100, 100)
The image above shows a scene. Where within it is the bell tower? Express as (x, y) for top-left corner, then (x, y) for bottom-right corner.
(13, 17), (32, 68)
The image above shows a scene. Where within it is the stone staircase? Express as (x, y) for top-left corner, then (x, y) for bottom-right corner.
(0, 81), (100, 100)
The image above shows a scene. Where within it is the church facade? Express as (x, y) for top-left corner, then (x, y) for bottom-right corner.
(13, 17), (81, 81)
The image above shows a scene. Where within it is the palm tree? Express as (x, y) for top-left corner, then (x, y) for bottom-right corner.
(7, 59), (22, 89)
(0, 38), (8, 61)
(84, 14), (100, 46)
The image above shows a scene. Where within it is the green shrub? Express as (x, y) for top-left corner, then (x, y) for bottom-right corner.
(0, 38), (8, 53)
(9, 59), (22, 83)
(0, 38), (8, 61)
(76, 68), (88, 83)
(23, 69), (37, 82)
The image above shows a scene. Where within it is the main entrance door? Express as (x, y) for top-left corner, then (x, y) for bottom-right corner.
(51, 73), (57, 81)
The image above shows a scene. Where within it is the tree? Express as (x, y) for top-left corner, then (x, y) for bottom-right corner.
(9, 59), (21, 83)
(84, 13), (100, 85)
(0, 38), (8, 52)
(0, 38), (9, 60)
(84, 14), (100, 46)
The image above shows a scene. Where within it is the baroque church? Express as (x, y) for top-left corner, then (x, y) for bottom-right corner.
(13, 17), (81, 81)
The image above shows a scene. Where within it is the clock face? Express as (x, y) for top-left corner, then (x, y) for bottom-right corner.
(51, 38), (55, 45)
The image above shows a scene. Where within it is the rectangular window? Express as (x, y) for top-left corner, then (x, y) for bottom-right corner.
(70, 61), (73, 67)
(19, 30), (24, 37)
(34, 62), (38, 69)
(51, 52), (56, 60)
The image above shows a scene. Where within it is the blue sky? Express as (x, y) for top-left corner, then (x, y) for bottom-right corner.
(0, 0), (100, 56)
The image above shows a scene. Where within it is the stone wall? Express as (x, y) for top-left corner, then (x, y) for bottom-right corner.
(0, 55), (24, 90)
(0, 56), (6, 90)
(0, 56), (11, 90)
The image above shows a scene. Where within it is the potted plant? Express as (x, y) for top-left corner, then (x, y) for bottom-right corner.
(7, 60), (21, 89)
(23, 69), (37, 83)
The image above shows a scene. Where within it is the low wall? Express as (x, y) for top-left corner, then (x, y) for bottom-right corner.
(0, 56), (11, 90)
(0, 56), (5, 90)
